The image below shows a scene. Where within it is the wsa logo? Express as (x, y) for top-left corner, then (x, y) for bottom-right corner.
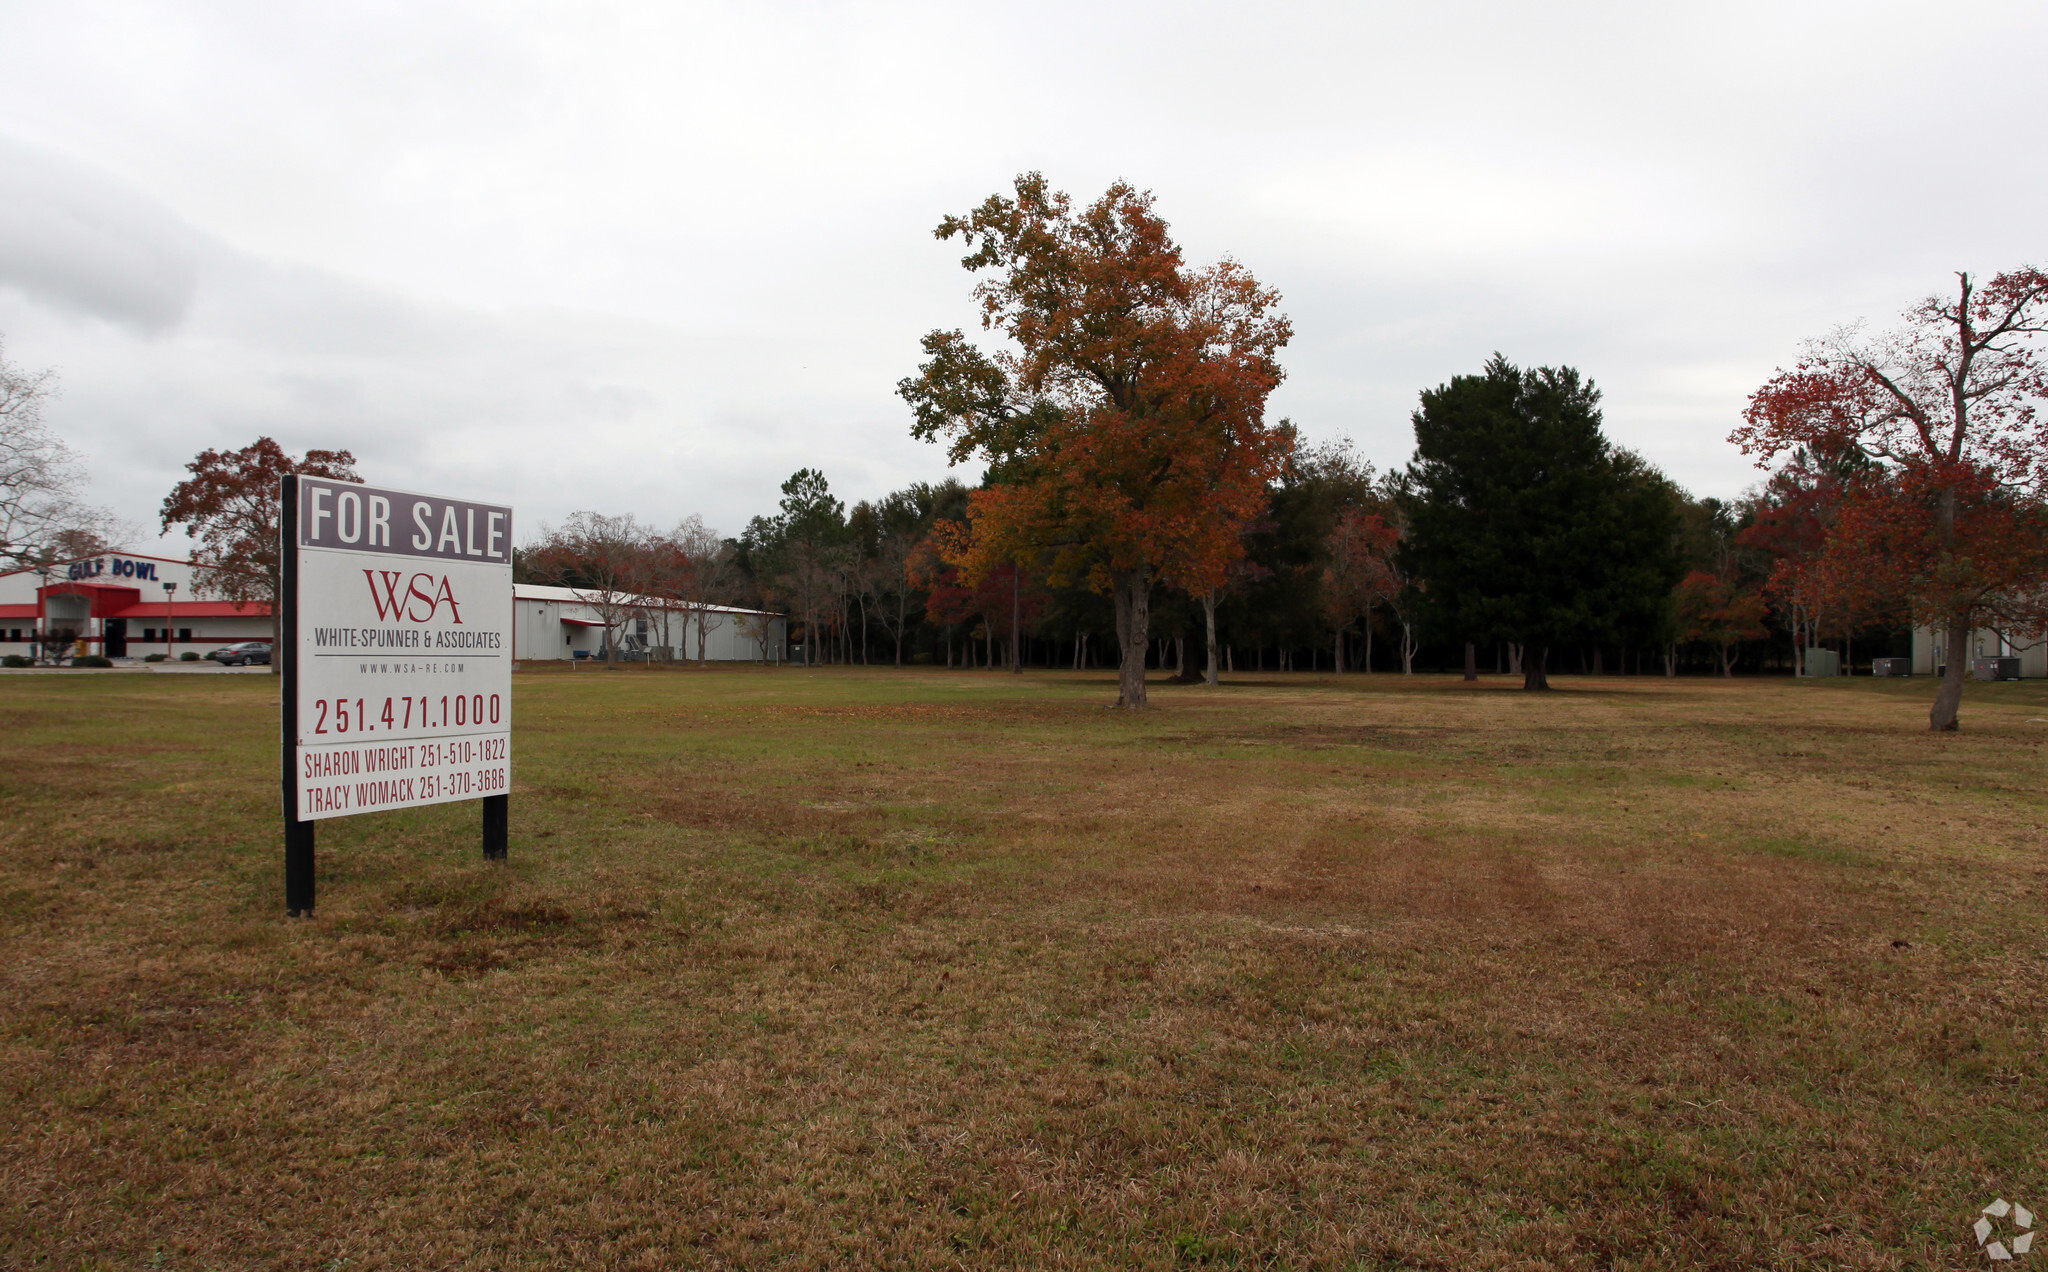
(362, 570), (465, 624)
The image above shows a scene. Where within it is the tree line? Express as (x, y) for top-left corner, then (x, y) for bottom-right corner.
(516, 177), (2048, 735)
(6, 174), (2041, 731)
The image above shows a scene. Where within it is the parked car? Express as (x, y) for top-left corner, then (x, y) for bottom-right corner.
(209, 641), (272, 666)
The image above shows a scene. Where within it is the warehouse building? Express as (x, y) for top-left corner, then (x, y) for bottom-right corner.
(1910, 625), (2047, 679)
(1, 553), (784, 664)
(513, 583), (785, 662)
(0, 551), (272, 659)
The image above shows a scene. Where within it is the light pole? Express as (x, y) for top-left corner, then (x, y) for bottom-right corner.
(164, 581), (177, 661)
(34, 562), (51, 666)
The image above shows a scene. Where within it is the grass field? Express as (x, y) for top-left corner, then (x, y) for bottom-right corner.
(4, 667), (2047, 1269)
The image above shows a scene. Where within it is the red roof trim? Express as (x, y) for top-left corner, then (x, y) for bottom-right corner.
(107, 602), (270, 619)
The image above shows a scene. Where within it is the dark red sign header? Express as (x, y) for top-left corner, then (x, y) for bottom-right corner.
(295, 478), (513, 565)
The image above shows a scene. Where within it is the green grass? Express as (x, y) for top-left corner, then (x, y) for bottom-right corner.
(3, 666), (2048, 1268)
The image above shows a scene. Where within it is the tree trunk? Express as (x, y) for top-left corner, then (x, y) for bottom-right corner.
(1931, 611), (1969, 731)
(1523, 645), (1551, 691)
(1463, 641), (1477, 682)
(1334, 627), (1345, 674)
(1204, 590), (1219, 687)
(1400, 622), (1416, 674)
(1720, 642), (1734, 677)
(1592, 648), (1603, 676)
(1112, 566), (1150, 708)
(1011, 569), (1022, 675)
(1507, 643), (1522, 676)
(1664, 645), (1676, 677)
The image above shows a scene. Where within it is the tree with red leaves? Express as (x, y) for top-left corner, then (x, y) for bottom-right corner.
(1324, 506), (1404, 674)
(160, 437), (359, 659)
(910, 522), (1044, 669)
(900, 173), (1292, 708)
(1675, 571), (1769, 676)
(1734, 268), (2048, 730)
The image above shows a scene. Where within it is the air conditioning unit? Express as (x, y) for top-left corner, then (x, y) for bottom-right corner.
(1871, 657), (1912, 677)
(1801, 648), (1840, 677)
(1972, 656), (2021, 681)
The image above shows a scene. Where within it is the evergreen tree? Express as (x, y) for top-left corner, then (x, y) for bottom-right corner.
(1398, 355), (1682, 689)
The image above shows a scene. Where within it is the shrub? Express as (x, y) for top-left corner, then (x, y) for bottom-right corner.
(179, 651), (201, 662)
(143, 653), (168, 663)
(71, 655), (113, 668)
(2, 654), (30, 668)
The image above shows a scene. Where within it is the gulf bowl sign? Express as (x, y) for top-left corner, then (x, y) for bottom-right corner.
(285, 477), (512, 821)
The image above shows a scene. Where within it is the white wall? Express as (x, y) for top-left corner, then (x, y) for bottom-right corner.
(1912, 626), (2048, 677)
(512, 594), (783, 662)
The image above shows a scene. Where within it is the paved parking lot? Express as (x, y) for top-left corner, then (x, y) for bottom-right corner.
(0, 662), (272, 674)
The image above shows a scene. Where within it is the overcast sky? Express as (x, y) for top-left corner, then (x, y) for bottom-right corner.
(2, 1), (2043, 553)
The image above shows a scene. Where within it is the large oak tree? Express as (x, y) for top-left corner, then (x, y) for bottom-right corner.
(899, 174), (1292, 708)
(1733, 268), (2048, 731)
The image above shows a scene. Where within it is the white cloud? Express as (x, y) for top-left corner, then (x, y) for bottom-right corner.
(0, 0), (2042, 546)
(0, 137), (201, 332)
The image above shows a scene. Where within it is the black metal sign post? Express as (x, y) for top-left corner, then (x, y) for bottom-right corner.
(279, 475), (515, 915)
(280, 476), (316, 916)
(483, 792), (508, 860)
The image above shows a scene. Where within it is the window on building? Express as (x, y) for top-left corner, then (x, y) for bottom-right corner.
(178, 628), (192, 641)
(142, 628), (156, 641)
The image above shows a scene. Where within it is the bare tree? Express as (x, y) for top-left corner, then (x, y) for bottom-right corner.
(639, 534), (692, 662)
(868, 527), (921, 667)
(661, 516), (732, 665)
(0, 341), (117, 572)
(525, 512), (657, 668)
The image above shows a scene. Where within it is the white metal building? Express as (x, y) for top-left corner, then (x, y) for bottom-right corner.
(0, 551), (274, 658)
(513, 583), (785, 662)
(1912, 625), (2048, 678)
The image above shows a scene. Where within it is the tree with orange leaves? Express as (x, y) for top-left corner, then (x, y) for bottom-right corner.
(1733, 268), (2048, 730)
(898, 173), (1292, 708)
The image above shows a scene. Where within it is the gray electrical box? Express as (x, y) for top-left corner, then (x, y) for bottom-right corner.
(1801, 648), (1840, 677)
(1871, 657), (1912, 677)
(1972, 656), (2022, 681)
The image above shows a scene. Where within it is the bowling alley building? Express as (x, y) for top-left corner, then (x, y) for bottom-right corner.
(0, 551), (272, 659)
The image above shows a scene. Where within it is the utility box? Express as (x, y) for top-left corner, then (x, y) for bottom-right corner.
(1871, 657), (1912, 677)
(1972, 656), (2022, 681)
(1801, 648), (1840, 677)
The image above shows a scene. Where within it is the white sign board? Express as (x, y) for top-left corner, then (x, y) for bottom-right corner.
(285, 477), (512, 822)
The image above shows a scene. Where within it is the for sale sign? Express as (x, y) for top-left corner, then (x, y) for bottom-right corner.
(283, 477), (512, 823)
